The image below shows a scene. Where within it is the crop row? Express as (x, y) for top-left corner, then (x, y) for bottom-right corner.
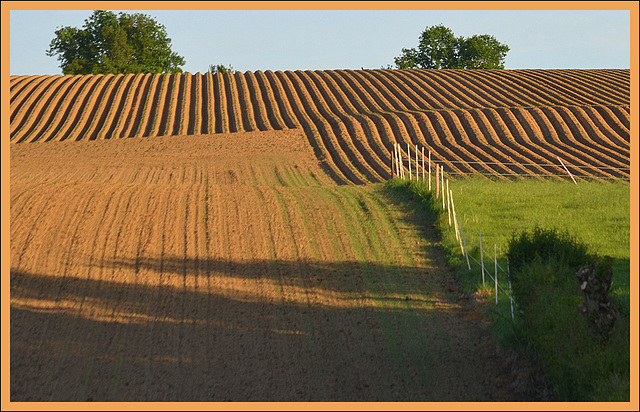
(9, 69), (630, 182)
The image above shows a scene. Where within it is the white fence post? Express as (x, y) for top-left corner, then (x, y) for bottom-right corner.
(422, 147), (425, 183)
(441, 165), (445, 210)
(428, 151), (431, 191)
(407, 143), (412, 180)
(495, 244), (498, 305)
(480, 230), (485, 285)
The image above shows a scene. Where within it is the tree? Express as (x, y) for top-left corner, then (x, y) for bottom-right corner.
(47, 10), (185, 74)
(394, 24), (509, 70)
(208, 64), (236, 75)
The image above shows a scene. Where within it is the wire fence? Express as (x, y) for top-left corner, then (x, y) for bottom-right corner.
(391, 142), (630, 182)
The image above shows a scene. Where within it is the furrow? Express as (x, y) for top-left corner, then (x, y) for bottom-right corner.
(10, 75), (62, 137)
(108, 73), (146, 139)
(126, 73), (157, 138)
(264, 70), (300, 129)
(243, 70), (272, 131)
(54, 75), (107, 142)
(223, 72), (242, 132)
(253, 70), (286, 130)
(13, 76), (79, 143)
(73, 74), (123, 141)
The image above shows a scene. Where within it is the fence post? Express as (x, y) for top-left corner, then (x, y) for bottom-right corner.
(456, 213), (471, 270)
(435, 162), (439, 199)
(407, 143), (412, 180)
(415, 144), (419, 181)
(428, 151), (432, 191)
(557, 156), (577, 184)
(422, 147), (425, 183)
(446, 179), (452, 226)
(441, 165), (445, 210)
(495, 244), (498, 305)
(480, 230), (485, 285)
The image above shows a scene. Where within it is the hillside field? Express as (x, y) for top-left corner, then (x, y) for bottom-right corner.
(9, 69), (631, 402)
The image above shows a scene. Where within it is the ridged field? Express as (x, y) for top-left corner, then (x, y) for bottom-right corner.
(10, 69), (630, 183)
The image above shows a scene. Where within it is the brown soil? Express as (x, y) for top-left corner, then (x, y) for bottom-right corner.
(10, 130), (551, 403)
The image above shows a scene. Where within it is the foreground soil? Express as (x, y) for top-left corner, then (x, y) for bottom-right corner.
(10, 131), (548, 402)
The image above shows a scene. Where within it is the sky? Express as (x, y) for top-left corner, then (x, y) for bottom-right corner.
(7, 6), (633, 75)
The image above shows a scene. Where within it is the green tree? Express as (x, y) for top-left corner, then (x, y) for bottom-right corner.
(394, 24), (509, 69)
(208, 64), (236, 74)
(47, 10), (185, 74)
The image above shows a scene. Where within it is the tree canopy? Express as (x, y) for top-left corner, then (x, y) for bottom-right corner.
(394, 24), (510, 70)
(47, 10), (186, 75)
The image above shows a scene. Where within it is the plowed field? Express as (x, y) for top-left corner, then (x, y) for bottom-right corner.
(10, 69), (630, 182)
(10, 69), (628, 402)
(10, 131), (538, 402)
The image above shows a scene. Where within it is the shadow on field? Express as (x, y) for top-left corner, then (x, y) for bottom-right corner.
(10, 183), (528, 403)
(10, 255), (484, 403)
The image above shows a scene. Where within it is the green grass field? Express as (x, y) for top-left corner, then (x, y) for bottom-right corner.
(385, 176), (632, 402)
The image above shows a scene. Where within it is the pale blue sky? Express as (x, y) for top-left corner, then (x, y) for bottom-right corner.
(8, 7), (632, 75)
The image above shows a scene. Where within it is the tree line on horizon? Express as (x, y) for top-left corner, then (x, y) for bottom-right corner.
(46, 11), (510, 75)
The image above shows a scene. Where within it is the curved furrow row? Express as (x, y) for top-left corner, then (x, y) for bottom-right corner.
(568, 106), (630, 155)
(93, 74), (137, 140)
(200, 72), (212, 134)
(409, 70), (480, 109)
(391, 70), (458, 109)
(190, 73), (202, 135)
(130, 74), (160, 138)
(607, 105), (630, 131)
(175, 72), (192, 136)
(553, 106), (629, 164)
(9, 76), (51, 124)
(352, 70), (411, 112)
(234, 71), (258, 132)
(108, 73), (147, 139)
(12, 76), (80, 143)
(460, 70), (549, 107)
(291, 70), (375, 183)
(9, 75), (41, 106)
(160, 73), (181, 136)
(223, 72), (242, 133)
(440, 70), (521, 108)
(212, 72), (229, 133)
(593, 105), (630, 142)
(443, 110), (515, 177)
(52, 75), (107, 141)
(314, 70), (392, 178)
(481, 108), (554, 176)
(475, 70), (565, 107)
(537, 107), (629, 176)
(305, 70), (388, 181)
(515, 70), (605, 106)
(243, 71), (272, 131)
(273, 70), (351, 185)
(375, 69), (443, 110)
(499, 106), (587, 177)
(263, 70), (301, 129)
(10, 75), (63, 136)
(142, 73), (169, 137)
(600, 70), (631, 92)
(253, 70), (286, 130)
(365, 70), (428, 111)
(73, 74), (123, 141)
(507, 107), (608, 179)
(565, 69), (630, 101)
(542, 70), (629, 106)
(427, 70), (499, 108)
(525, 108), (622, 180)
(331, 70), (386, 113)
